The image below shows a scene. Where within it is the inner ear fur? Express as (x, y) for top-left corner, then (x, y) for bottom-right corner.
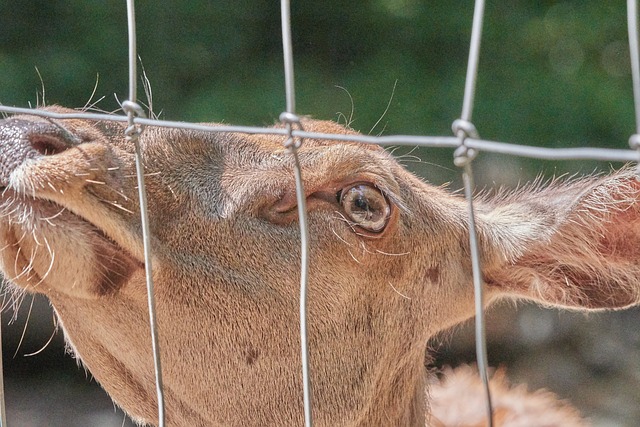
(479, 169), (640, 310)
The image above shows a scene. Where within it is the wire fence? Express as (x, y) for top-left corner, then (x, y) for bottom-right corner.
(1, 1), (640, 426)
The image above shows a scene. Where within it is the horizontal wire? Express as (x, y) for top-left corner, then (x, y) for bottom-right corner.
(0, 106), (637, 162)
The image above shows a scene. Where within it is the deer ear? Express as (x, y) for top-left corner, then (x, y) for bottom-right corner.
(478, 169), (640, 310)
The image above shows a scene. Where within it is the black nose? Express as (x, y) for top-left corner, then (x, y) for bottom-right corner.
(0, 118), (75, 187)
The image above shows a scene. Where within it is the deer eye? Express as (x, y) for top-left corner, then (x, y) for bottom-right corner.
(340, 184), (391, 233)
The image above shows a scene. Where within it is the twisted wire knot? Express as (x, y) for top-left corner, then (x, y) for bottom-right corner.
(122, 100), (147, 139)
(452, 119), (479, 167)
(279, 111), (304, 150)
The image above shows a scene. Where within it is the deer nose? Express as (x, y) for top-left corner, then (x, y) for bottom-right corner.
(0, 118), (75, 187)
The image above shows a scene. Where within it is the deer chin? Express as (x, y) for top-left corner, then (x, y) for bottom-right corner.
(0, 190), (143, 299)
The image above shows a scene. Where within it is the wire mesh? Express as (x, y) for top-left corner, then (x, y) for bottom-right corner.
(0, 1), (639, 426)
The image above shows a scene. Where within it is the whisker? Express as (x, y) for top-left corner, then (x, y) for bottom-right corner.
(166, 184), (178, 201)
(369, 79), (398, 136)
(24, 320), (58, 357)
(81, 73), (101, 112)
(31, 229), (42, 246)
(106, 202), (135, 214)
(36, 236), (55, 284)
(330, 228), (353, 247)
(13, 294), (35, 358)
(389, 282), (411, 300)
(375, 249), (411, 257)
(347, 249), (361, 264)
(334, 85), (355, 128)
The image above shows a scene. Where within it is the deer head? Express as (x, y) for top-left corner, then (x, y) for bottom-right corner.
(0, 106), (638, 426)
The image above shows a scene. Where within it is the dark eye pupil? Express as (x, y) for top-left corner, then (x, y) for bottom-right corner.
(354, 196), (369, 211)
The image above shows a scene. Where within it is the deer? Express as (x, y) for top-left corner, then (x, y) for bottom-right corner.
(0, 106), (638, 426)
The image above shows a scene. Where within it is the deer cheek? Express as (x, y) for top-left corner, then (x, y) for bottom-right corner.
(91, 235), (144, 296)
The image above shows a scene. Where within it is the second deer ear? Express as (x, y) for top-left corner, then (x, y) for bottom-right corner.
(477, 169), (640, 310)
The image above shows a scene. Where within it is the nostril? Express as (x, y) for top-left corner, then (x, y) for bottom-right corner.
(0, 119), (78, 187)
(30, 136), (68, 156)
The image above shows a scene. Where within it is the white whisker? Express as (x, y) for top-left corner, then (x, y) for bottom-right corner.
(389, 282), (411, 300)
(13, 294), (36, 358)
(347, 249), (361, 264)
(331, 228), (353, 247)
(375, 249), (410, 256)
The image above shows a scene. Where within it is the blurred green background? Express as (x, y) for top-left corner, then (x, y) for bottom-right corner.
(1, 1), (640, 426)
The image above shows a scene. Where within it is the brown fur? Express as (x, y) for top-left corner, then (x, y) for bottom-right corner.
(429, 366), (586, 427)
(1, 107), (639, 426)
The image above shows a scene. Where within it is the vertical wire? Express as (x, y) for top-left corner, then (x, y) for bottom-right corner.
(457, 0), (493, 425)
(132, 117), (166, 427)
(280, 1), (313, 426)
(291, 148), (312, 427)
(281, 0), (296, 114)
(127, 0), (137, 104)
(460, 0), (486, 123)
(461, 163), (493, 427)
(125, 1), (165, 426)
(628, 0), (640, 133)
